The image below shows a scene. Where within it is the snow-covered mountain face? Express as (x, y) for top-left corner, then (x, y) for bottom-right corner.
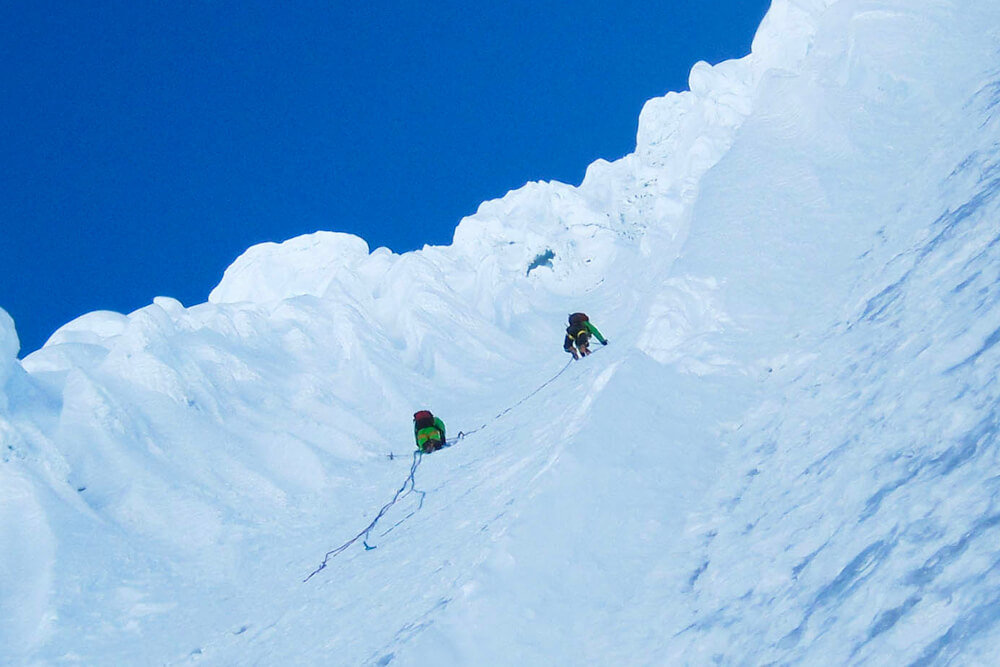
(4, 0), (1000, 663)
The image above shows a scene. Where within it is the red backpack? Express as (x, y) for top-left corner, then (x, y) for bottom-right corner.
(413, 410), (436, 430)
(568, 312), (589, 326)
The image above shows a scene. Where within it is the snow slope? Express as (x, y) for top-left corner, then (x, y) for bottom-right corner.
(4, 0), (1000, 663)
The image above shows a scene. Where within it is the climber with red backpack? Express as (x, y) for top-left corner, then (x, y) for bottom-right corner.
(563, 312), (607, 360)
(413, 410), (447, 453)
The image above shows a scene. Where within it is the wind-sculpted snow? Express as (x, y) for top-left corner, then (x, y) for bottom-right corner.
(0, 307), (18, 412)
(5, 0), (1000, 664)
(206, 3), (818, 321)
(645, 2), (1000, 663)
(209, 231), (379, 304)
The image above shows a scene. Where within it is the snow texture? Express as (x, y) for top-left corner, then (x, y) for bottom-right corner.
(5, 0), (1000, 664)
(0, 307), (18, 412)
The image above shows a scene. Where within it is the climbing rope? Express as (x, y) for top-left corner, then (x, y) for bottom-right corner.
(306, 348), (602, 580)
(303, 450), (424, 582)
(458, 344), (606, 437)
(455, 356), (576, 441)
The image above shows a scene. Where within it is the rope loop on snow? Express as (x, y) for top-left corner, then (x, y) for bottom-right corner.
(308, 350), (598, 577)
(303, 450), (424, 582)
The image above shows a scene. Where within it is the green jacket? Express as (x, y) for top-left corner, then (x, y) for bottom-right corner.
(582, 321), (606, 343)
(564, 321), (606, 349)
(414, 416), (446, 449)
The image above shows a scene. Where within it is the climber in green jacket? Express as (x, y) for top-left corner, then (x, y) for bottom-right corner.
(413, 409), (447, 453)
(563, 312), (607, 360)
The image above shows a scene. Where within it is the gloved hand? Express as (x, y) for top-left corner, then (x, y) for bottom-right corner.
(601, 339), (608, 345)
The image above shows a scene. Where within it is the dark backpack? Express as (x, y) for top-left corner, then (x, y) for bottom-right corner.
(568, 312), (589, 326)
(413, 410), (435, 430)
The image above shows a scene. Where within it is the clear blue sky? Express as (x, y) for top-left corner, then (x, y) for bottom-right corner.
(1, 0), (769, 355)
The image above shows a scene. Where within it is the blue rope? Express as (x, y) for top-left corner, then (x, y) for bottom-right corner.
(303, 450), (424, 582)
(305, 353), (592, 580)
(456, 357), (575, 440)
